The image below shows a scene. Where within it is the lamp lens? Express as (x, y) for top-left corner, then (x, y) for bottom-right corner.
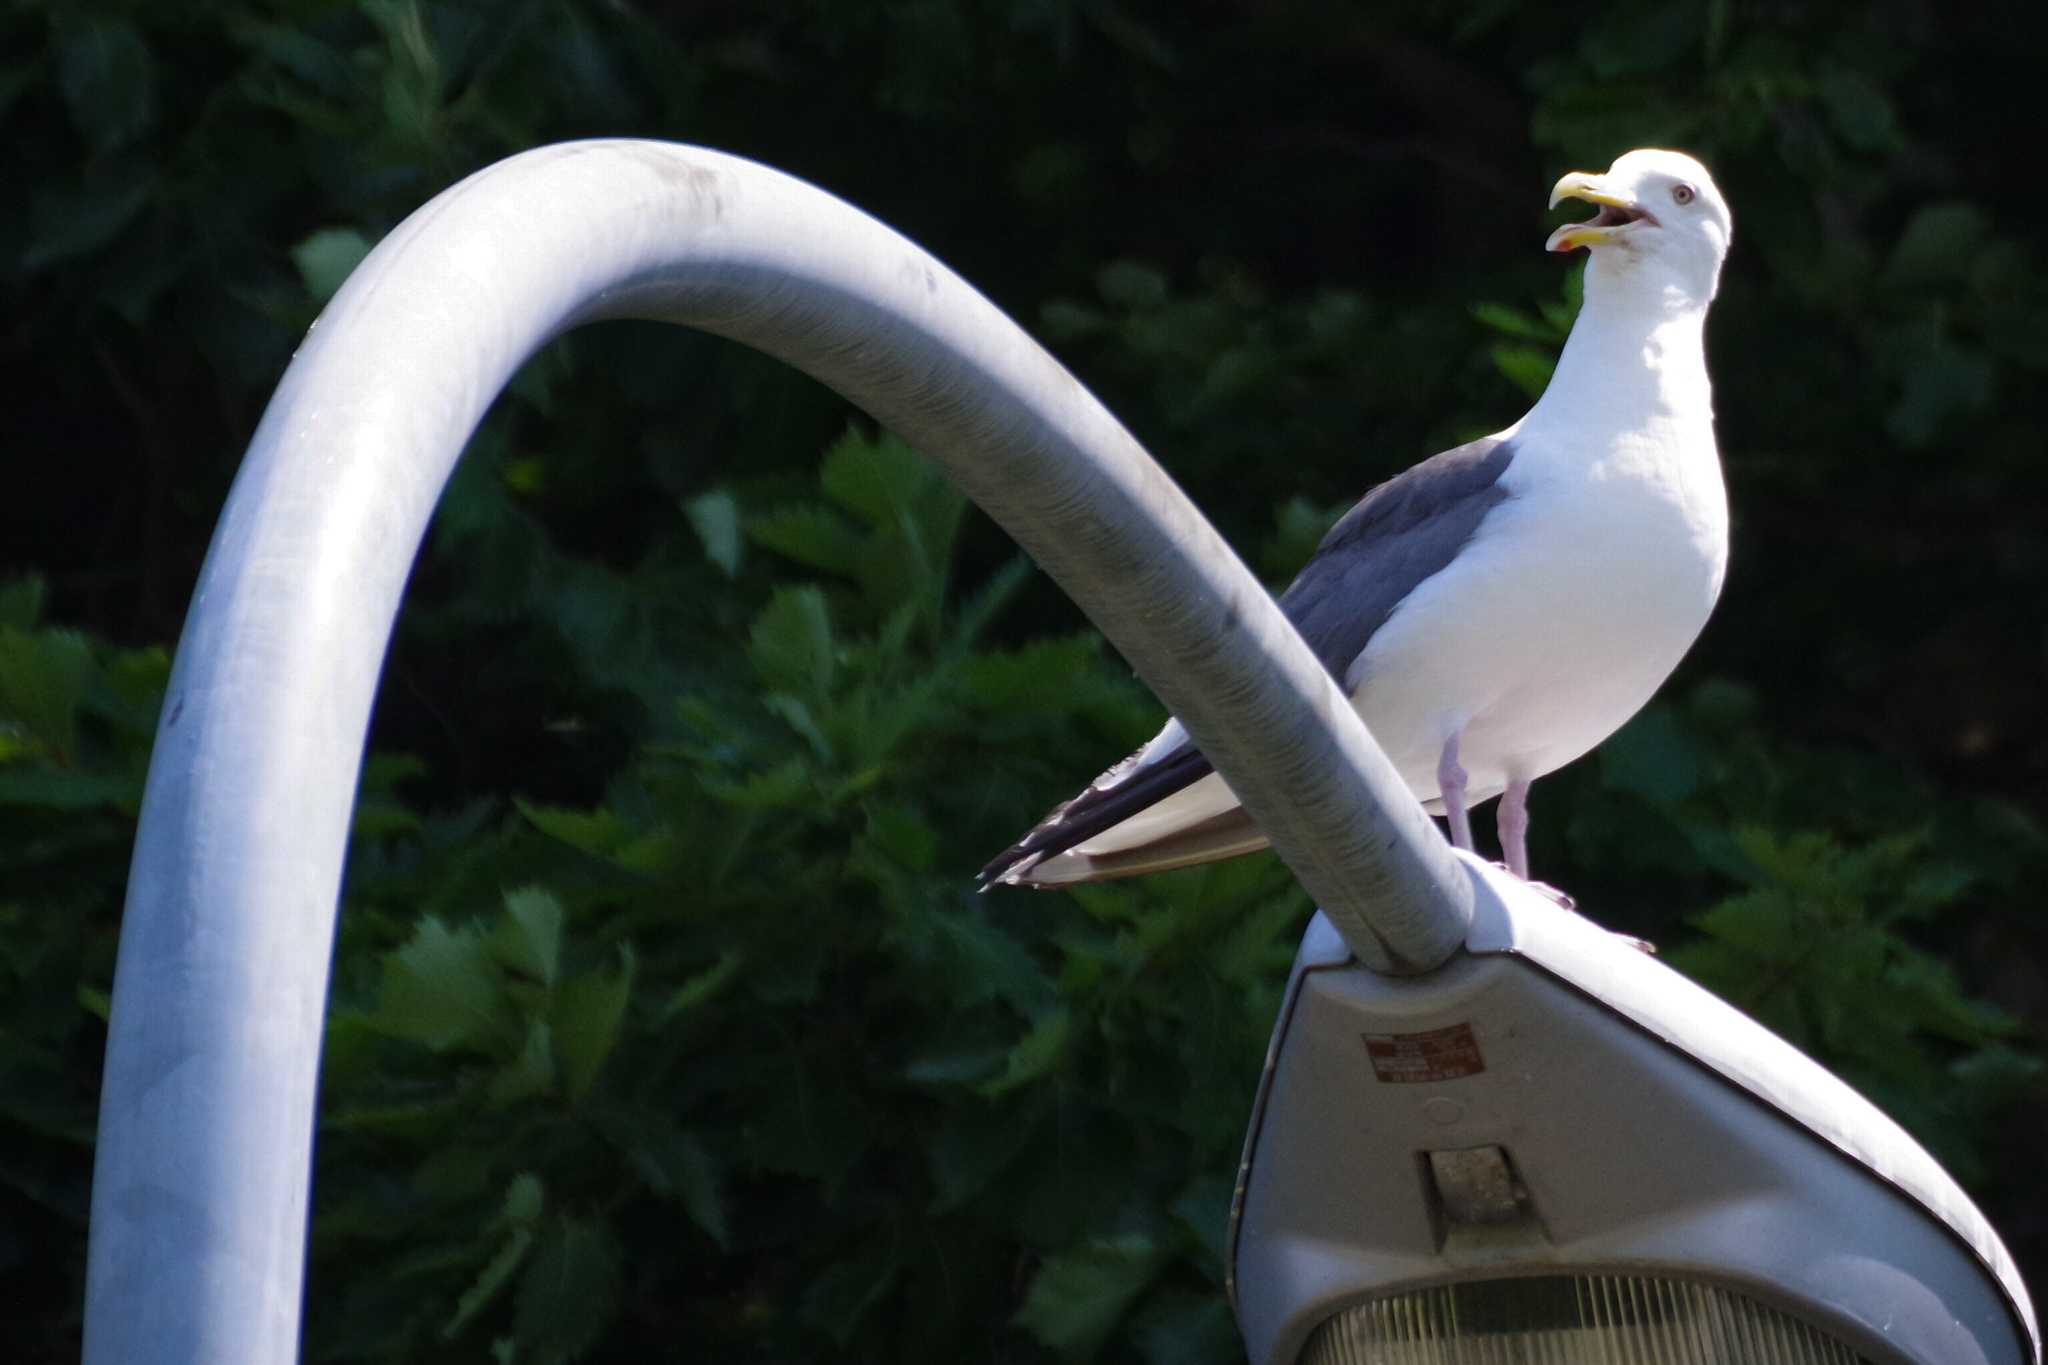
(1299, 1274), (1872, 1364)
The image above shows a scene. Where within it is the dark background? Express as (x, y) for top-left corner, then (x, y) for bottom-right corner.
(3, 1), (2043, 1360)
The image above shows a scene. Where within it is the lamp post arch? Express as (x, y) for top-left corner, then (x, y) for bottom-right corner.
(83, 139), (1475, 1365)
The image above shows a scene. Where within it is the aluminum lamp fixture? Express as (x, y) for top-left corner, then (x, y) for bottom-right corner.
(1229, 855), (2041, 1365)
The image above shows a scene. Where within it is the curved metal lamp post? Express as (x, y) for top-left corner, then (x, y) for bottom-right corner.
(84, 139), (1475, 1364)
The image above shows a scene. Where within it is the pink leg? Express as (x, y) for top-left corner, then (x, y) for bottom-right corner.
(1436, 733), (1473, 852)
(1499, 778), (1531, 880)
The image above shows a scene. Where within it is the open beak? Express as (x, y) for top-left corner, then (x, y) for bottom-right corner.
(1545, 172), (1649, 253)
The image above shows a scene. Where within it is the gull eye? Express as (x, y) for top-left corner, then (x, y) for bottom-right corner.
(1671, 182), (1698, 205)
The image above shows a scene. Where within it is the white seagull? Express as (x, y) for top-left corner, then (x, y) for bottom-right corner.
(981, 148), (1733, 890)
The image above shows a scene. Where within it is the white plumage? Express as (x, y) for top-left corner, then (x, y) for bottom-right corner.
(982, 149), (1734, 889)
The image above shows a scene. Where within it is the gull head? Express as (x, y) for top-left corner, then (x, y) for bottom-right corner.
(1546, 148), (1733, 306)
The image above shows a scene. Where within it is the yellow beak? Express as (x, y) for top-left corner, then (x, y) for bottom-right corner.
(1545, 172), (1636, 253)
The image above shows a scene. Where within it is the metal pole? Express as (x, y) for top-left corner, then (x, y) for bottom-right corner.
(85, 139), (1473, 1364)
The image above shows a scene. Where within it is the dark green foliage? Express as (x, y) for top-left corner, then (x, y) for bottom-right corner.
(4, 1), (2046, 1361)
(0, 583), (159, 1358)
(295, 436), (1306, 1360)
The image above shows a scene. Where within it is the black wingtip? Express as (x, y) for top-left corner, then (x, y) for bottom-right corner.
(975, 742), (1216, 893)
(974, 844), (1037, 892)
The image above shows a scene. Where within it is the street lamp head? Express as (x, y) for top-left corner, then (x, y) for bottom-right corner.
(1229, 857), (2040, 1365)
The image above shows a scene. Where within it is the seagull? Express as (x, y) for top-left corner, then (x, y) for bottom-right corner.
(980, 148), (1733, 890)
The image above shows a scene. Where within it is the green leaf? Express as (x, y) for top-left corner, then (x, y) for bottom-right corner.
(354, 753), (425, 839)
(555, 945), (635, 1101)
(374, 917), (508, 1053)
(748, 586), (836, 699)
(444, 1175), (546, 1339)
(622, 1120), (727, 1246)
(820, 428), (951, 532)
(1536, 296), (1578, 334)
(512, 1217), (622, 1365)
(0, 627), (91, 762)
(761, 692), (832, 759)
(487, 1018), (556, 1108)
(516, 799), (629, 858)
(978, 1009), (1071, 1098)
(1489, 342), (1556, 400)
(949, 554), (1033, 651)
(661, 949), (744, 1020)
(1014, 1234), (1166, 1359)
(1688, 891), (1802, 958)
(1884, 953), (2009, 1045)
(683, 489), (743, 577)
(888, 902), (1053, 1015)
(492, 886), (564, 987)
(822, 431), (966, 624)
(1471, 301), (1564, 343)
(862, 801), (938, 872)
(504, 1173), (546, 1225)
(956, 635), (1135, 721)
(444, 1225), (536, 1340)
(290, 227), (371, 303)
(701, 755), (811, 809)
(746, 503), (864, 576)
(817, 433), (908, 527)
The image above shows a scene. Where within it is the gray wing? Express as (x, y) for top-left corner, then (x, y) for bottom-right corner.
(980, 435), (1516, 888)
(1278, 434), (1516, 682)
